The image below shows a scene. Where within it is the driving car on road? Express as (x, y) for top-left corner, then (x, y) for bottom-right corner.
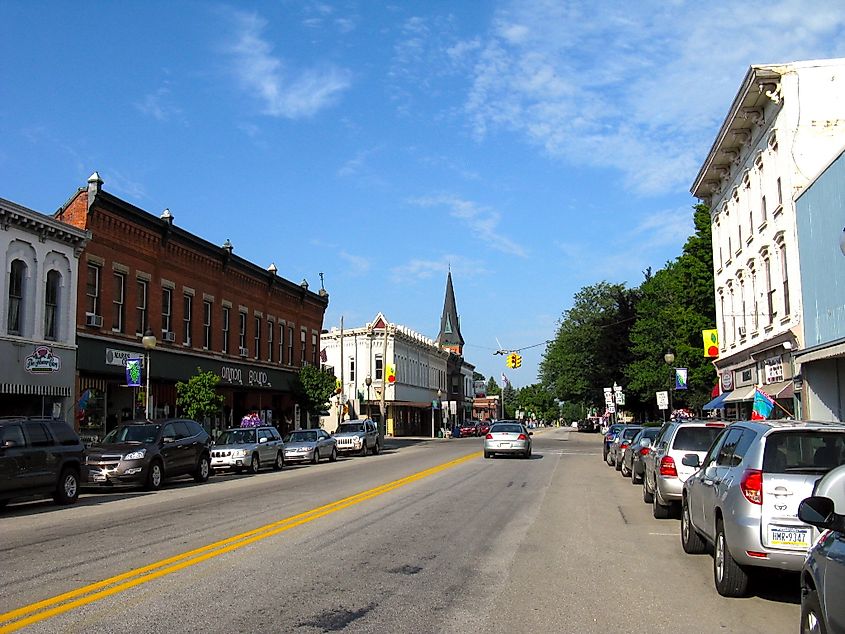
(798, 463), (845, 634)
(0, 417), (85, 508)
(608, 425), (643, 470)
(483, 421), (532, 459)
(621, 426), (661, 483)
(283, 429), (337, 464)
(642, 420), (726, 519)
(680, 420), (845, 597)
(332, 419), (381, 456)
(84, 419), (212, 491)
(477, 420), (493, 436)
(459, 420), (480, 437)
(211, 426), (285, 474)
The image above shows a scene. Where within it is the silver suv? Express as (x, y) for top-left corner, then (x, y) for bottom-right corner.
(332, 419), (381, 456)
(680, 420), (845, 597)
(641, 420), (727, 519)
(211, 426), (285, 474)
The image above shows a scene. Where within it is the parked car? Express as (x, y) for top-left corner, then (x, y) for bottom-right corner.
(332, 419), (381, 456)
(798, 463), (845, 634)
(84, 419), (212, 491)
(602, 423), (627, 462)
(459, 420), (480, 437)
(680, 420), (845, 597)
(477, 420), (493, 436)
(621, 426), (661, 483)
(642, 420), (726, 519)
(210, 426), (285, 474)
(483, 421), (532, 459)
(608, 425), (643, 470)
(577, 420), (598, 433)
(283, 429), (337, 464)
(0, 417), (85, 508)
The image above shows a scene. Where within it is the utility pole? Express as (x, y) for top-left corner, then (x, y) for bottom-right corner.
(379, 322), (388, 438)
(338, 316), (344, 427)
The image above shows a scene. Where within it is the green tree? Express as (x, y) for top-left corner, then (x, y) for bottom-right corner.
(176, 368), (225, 423)
(486, 376), (501, 396)
(294, 365), (337, 416)
(472, 371), (486, 382)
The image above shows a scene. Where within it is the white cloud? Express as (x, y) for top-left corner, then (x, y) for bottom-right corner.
(390, 255), (486, 283)
(339, 251), (372, 275)
(455, 0), (845, 195)
(227, 11), (352, 119)
(135, 86), (181, 121)
(410, 194), (527, 257)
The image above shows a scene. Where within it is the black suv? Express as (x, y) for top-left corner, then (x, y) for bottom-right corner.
(84, 419), (212, 491)
(0, 417), (85, 508)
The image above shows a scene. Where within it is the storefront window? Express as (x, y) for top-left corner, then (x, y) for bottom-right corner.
(77, 387), (105, 443)
(8, 259), (26, 335)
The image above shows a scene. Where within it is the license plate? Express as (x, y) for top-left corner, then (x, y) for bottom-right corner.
(768, 525), (810, 548)
(92, 472), (107, 482)
(498, 442), (512, 448)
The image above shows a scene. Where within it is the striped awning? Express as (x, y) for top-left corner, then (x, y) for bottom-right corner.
(0, 383), (71, 397)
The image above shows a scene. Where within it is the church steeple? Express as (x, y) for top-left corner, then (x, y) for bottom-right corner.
(437, 270), (464, 355)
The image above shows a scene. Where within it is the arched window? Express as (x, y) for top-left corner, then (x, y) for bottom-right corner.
(7, 259), (26, 335)
(45, 270), (61, 340)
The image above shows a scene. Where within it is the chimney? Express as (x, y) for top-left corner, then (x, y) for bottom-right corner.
(87, 172), (103, 212)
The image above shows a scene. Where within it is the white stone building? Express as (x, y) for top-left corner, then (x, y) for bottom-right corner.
(692, 58), (845, 418)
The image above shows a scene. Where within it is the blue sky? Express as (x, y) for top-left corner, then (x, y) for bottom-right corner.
(3, 1), (845, 387)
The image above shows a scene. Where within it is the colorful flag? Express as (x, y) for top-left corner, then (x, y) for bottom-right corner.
(126, 358), (142, 387)
(501, 373), (510, 387)
(320, 348), (328, 363)
(751, 388), (775, 420)
(702, 329), (719, 357)
(674, 368), (688, 390)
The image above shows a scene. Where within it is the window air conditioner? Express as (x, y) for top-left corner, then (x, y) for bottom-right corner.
(738, 326), (747, 337)
(162, 331), (176, 342)
(239, 347), (249, 357)
(85, 313), (103, 328)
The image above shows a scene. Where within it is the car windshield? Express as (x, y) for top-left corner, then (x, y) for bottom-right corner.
(286, 431), (318, 443)
(217, 429), (257, 445)
(672, 426), (724, 452)
(621, 428), (642, 441)
(763, 431), (845, 473)
(102, 424), (160, 444)
(608, 424), (625, 434)
(491, 424), (523, 434)
(462, 422), (476, 427)
(338, 423), (364, 433)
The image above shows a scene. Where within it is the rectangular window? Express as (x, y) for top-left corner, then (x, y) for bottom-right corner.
(279, 323), (285, 364)
(764, 257), (774, 325)
(300, 329), (307, 366)
(780, 243), (790, 316)
(312, 333), (318, 366)
(112, 272), (125, 332)
(254, 316), (261, 360)
(45, 270), (59, 340)
(776, 178), (782, 207)
(203, 300), (212, 349)
(748, 210), (753, 237)
(239, 312), (247, 352)
(183, 294), (192, 346)
(161, 288), (172, 334)
(287, 325), (294, 365)
(739, 279), (747, 335)
(737, 224), (742, 247)
(750, 270), (758, 330)
(136, 279), (148, 335)
(349, 358), (355, 383)
(222, 306), (230, 354)
(86, 264), (100, 315)
(761, 195), (767, 223)
(375, 355), (384, 380)
(268, 322), (274, 362)
(8, 260), (25, 335)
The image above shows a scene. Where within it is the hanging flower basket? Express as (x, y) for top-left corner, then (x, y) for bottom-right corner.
(240, 412), (262, 428)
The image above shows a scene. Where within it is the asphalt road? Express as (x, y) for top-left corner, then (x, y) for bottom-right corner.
(0, 429), (799, 633)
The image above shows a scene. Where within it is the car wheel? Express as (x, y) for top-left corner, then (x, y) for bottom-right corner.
(194, 454), (211, 483)
(484, 451), (491, 459)
(360, 442), (368, 457)
(606, 451), (615, 466)
(801, 588), (827, 634)
(373, 442), (381, 455)
(54, 467), (80, 505)
(714, 520), (750, 597)
(631, 464), (642, 485)
(614, 455), (623, 471)
(652, 487), (672, 519)
(681, 498), (707, 554)
(330, 447), (338, 462)
(248, 454), (260, 474)
(602, 447), (608, 461)
(273, 452), (284, 471)
(620, 460), (630, 477)
(144, 460), (163, 491)
(311, 448), (320, 464)
(642, 477), (654, 503)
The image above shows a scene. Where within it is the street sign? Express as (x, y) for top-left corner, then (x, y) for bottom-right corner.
(607, 404), (616, 413)
(656, 391), (669, 410)
(615, 392), (625, 406)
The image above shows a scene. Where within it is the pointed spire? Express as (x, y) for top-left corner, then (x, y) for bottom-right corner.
(436, 271), (464, 354)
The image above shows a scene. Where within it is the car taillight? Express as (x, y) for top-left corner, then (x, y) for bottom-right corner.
(485, 434), (493, 440)
(517, 434), (527, 440)
(621, 442), (630, 449)
(740, 469), (763, 505)
(705, 422), (726, 428)
(659, 456), (677, 477)
(639, 447), (650, 456)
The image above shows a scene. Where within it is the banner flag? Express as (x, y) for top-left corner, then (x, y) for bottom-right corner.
(751, 388), (775, 420)
(674, 368), (688, 390)
(702, 329), (719, 357)
(126, 358), (142, 387)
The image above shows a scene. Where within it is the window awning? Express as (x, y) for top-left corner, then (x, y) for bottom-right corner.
(759, 380), (794, 399)
(723, 386), (756, 403)
(703, 391), (731, 410)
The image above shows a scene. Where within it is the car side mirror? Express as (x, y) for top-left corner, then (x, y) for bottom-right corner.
(799, 496), (837, 530)
(681, 453), (701, 468)
(640, 438), (652, 448)
(259, 437), (268, 444)
(162, 436), (175, 444)
(528, 431), (533, 436)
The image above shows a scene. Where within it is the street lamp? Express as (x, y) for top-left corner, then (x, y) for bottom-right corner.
(365, 375), (372, 420)
(664, 348), (675, 420)
(142, 328), (157, 419)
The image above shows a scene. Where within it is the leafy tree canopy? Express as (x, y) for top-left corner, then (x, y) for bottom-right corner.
(176, 368), (225, 422)
(295, 365), (337, 414)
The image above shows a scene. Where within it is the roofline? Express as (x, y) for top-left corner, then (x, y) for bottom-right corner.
(0, 196), (91, 247)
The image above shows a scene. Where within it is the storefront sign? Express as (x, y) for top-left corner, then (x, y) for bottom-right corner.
(24, 346), (61, 373)
(220, 365), (273, 388)
(721, 370), (733, 391)
(106, 348), (145, 368)
(764, 356), (784, 383)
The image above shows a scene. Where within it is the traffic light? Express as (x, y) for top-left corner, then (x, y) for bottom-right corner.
(506, 353), (522, 369)
(514, 354), (522, 368)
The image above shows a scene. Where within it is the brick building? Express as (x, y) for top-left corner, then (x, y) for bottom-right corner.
(56, 173), (329, 440)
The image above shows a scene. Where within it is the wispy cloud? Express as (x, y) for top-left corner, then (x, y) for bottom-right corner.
(338, 146), (382, 178)
(226, 11), (352, 119)
(105, 170), (147, 201)
(390, 254), (486, 283)
(135, 86), (181, 121)
(410, 194), (527, 257)
(451, 0), (845, 195)
(339, 250), (372, 275)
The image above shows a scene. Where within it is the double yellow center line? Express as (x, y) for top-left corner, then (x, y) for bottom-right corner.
(0, 451), (479, 633)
